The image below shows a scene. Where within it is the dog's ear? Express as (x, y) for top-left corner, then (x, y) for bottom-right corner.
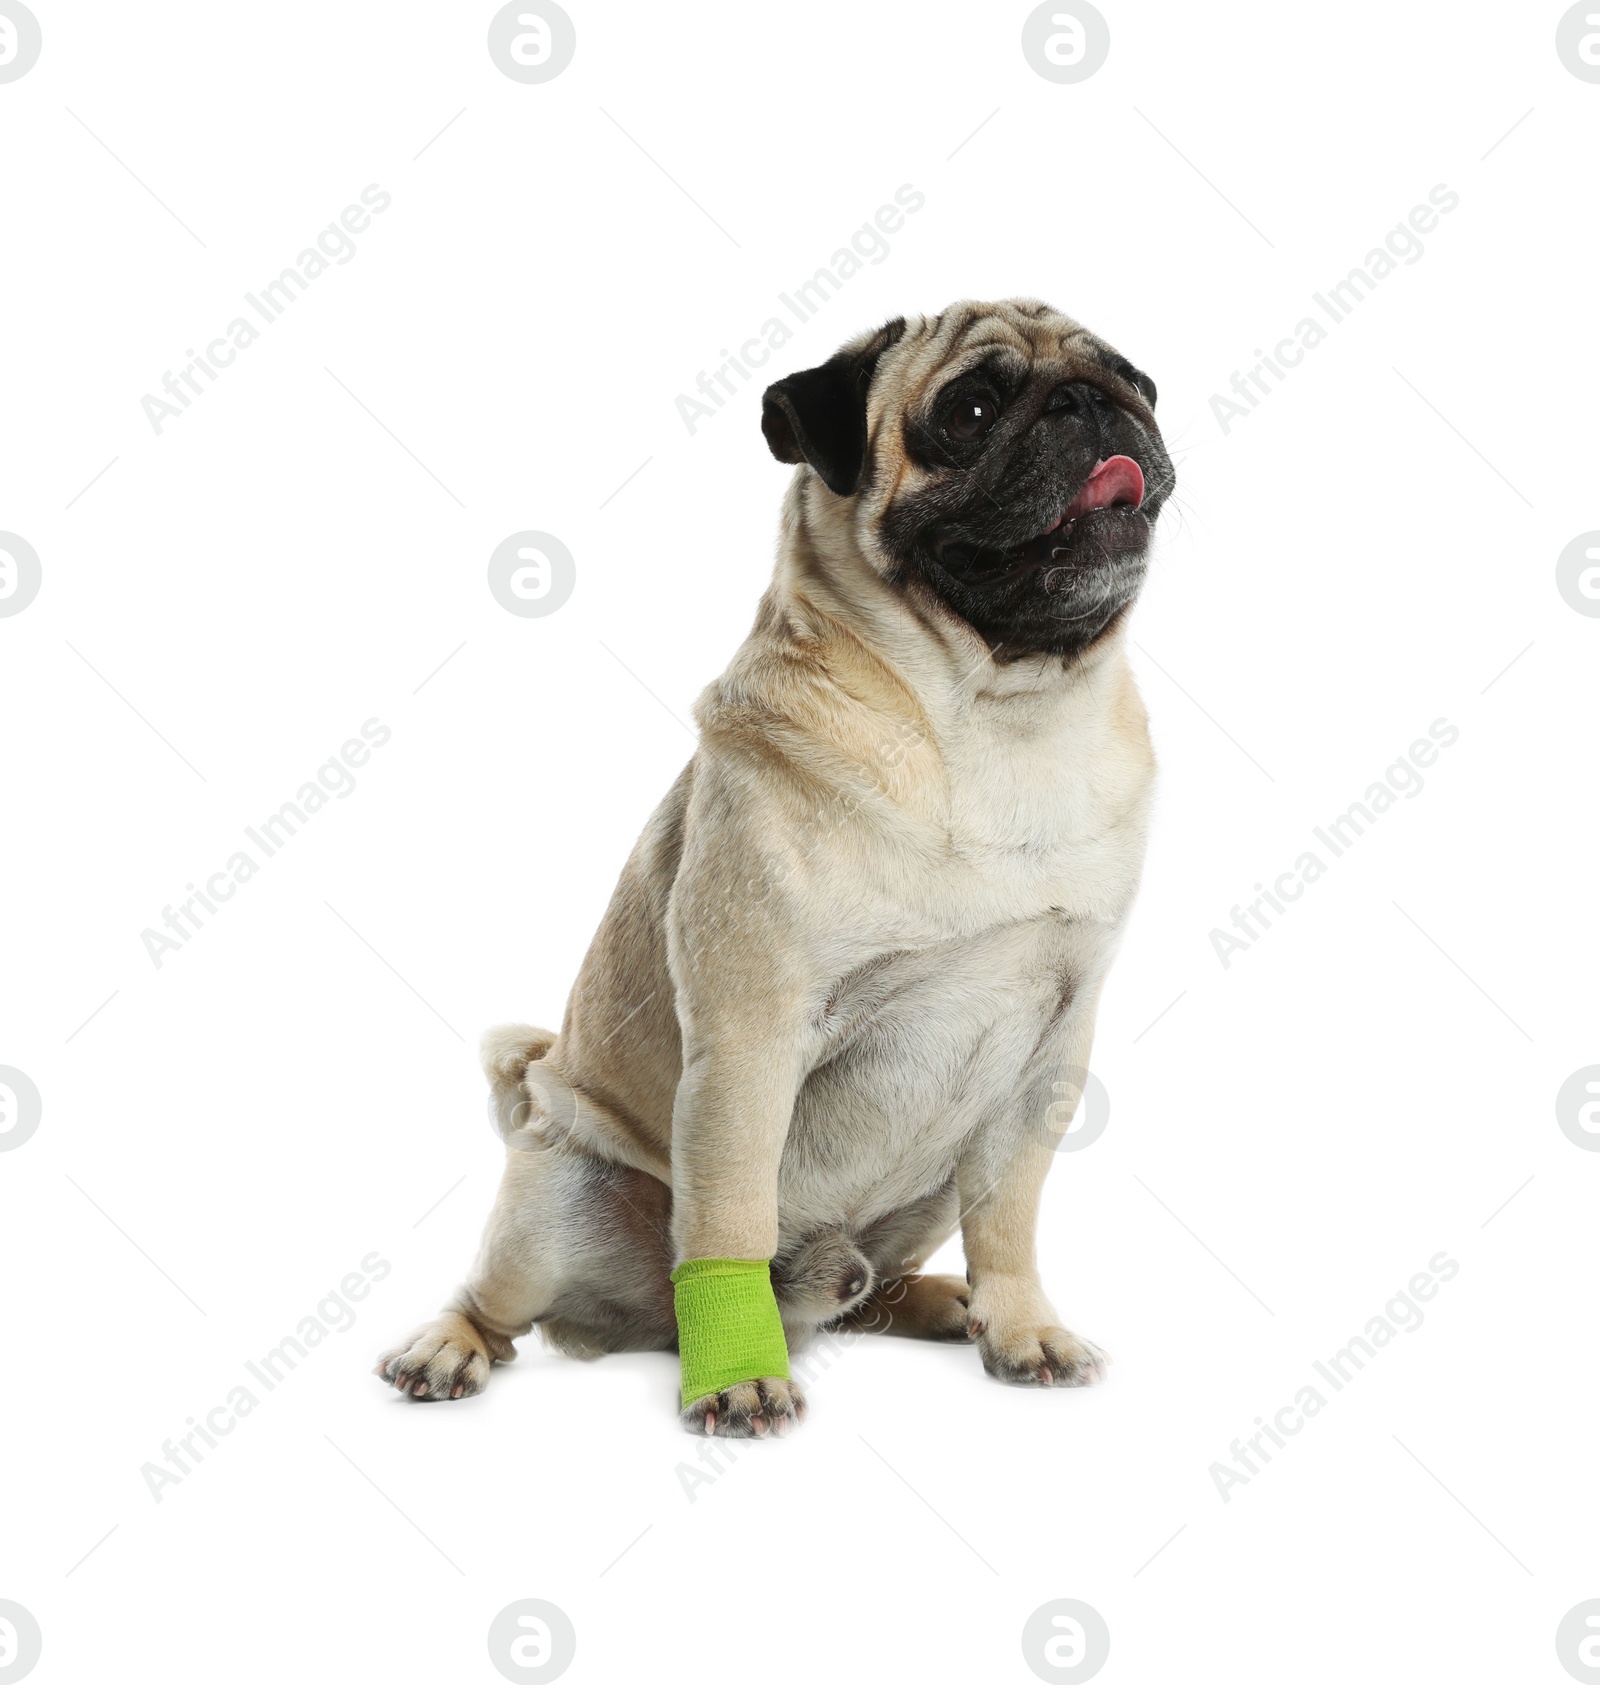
(760, 317), (906, 496)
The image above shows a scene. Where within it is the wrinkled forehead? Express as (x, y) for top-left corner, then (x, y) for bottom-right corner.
(881, 299), (1112, 411)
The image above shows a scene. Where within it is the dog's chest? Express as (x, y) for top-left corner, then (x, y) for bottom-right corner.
(777, 743), (1149, 1231)
(779, 912), (1095, 1230)
(878, 697), (1152, 937)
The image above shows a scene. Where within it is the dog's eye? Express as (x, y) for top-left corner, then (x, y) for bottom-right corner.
(945, 395), (999, 443)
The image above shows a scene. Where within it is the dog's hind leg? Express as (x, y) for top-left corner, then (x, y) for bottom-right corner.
(375, 1027), (675, 1400)
(375, 1147), (563, 1400)
(375, 1142), (675, 1398)
(847, 1272), (973, 1340)
(844, 1182), (972, 1341)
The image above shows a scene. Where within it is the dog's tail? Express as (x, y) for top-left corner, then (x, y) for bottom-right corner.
(480, 1022), (558, 1139)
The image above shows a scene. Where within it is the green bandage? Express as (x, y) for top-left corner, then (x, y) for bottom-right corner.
(670, 1257), (791, 1409)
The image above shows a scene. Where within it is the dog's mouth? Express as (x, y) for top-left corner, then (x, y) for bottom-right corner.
(933, 455), (1148, 587)
(1059, 454), (1145, 524)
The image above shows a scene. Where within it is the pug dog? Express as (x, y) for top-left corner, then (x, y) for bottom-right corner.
(376, 298), (1173, 1436)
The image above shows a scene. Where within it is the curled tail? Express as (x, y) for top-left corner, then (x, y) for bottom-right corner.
(480, 1022), (558, 1139)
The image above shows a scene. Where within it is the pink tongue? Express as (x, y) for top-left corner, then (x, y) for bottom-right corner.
(1064, 455), (1144, 520)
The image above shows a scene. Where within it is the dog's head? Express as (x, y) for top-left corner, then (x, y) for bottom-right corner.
(761, 299), (1173, 660)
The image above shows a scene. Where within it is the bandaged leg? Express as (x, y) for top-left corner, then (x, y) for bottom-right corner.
(671, 1257), (790, 1410)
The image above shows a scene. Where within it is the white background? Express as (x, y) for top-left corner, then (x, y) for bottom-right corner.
(3, 3), (1597, 1681)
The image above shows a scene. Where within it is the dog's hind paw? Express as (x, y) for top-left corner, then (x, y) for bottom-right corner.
(375, 1312), (503, 1401)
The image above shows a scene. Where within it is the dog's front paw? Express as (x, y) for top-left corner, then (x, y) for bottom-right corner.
(375, 1312), (505, 1401)
(680, 1376), (806, 1438)
(974, 1323), (1107, 1388)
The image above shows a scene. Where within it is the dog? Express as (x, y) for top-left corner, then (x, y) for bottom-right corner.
(376, 297), (1173, 1436)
